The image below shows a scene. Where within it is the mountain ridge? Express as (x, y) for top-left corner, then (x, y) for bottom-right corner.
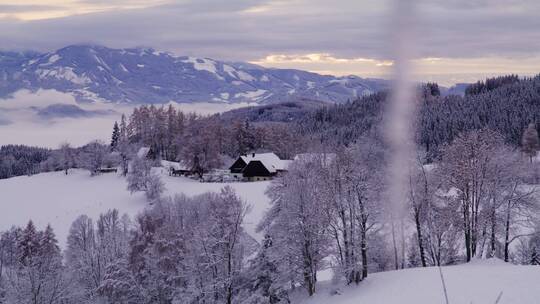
(0, 44), (390, 105)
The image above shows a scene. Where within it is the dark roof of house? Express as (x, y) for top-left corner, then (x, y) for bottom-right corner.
(242, 160), (273, 177)
(229, 152), (290, 173)
(229, 157), (248, 173)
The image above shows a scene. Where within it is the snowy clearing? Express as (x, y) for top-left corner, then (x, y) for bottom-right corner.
(292, 259), (540, 304)
(0, 168), (271, 248)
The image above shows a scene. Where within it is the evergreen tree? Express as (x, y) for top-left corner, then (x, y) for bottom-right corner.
(241, 235), (290, 304)
(17, 221), (39, 266)
(111, 121), (121, 151)
(5, 222), (70, 304)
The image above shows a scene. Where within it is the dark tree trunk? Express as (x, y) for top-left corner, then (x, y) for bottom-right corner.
(463, 200), (472, 262)
(303, 241), (316, 296)
(490, 205), (497, 258)
(360, 225), (368, 280)
(414, 209), (427, 267)
(391, 220), (399, 270)
(504, 200), (511, 262)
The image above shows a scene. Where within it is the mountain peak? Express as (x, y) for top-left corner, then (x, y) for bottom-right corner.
(0, 45), (390, 104)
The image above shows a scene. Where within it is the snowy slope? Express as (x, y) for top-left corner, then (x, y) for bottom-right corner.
(293, 259), (540, 304)
(0, 45), (389, 105)
(2, 170), (540, 304)
(0, 168), (271, 247)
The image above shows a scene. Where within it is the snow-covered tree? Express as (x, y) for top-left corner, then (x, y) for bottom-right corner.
(65, 210), (131, 303)
(58, 142), (74, 175)
(145, 173), (164, 201)
(3, 222), (71, 304)
(438, 129), (494, 261)
(522, 123), (539, 162)
(239, 235), (290, 304)
(116, 116), (134, 176)
(97, 259), (141, 304)
(317, 139), (385, 284)
(261, 160), (330, 296)
(127, 156), (152, 193)
(178, 114), (222, 177)
(81, 140), (108, 176)
(111, 121), (121, 151)
(126, 187), (249, 304)
(126, 156), (163, 202)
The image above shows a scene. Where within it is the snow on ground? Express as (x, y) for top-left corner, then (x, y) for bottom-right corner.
(292, 258), (540, 304)
(0, 169), (147, 248)
(0, 168), (271, 248)
(3, 169), (539, 303)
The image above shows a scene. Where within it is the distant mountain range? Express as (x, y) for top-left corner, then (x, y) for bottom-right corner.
(0, 45), (393, 105)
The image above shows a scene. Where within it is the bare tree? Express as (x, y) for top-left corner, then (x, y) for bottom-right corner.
(522, 123), (539, 163)
(407, 151), (434, 267)
(262, 159), (331, 296)
(58, 142), (74, 175)
(82, 140), (108, 176)
(437, 129), (506, 261)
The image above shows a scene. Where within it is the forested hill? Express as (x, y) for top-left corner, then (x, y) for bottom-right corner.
(217, 99), (327, 124)
(2, 74), (539, 179)
(298, 74), (540, 159)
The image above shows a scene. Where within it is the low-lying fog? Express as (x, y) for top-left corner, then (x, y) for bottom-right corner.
(0, 89), (254, 148)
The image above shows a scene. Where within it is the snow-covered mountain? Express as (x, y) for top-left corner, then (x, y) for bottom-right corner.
(0, 45), (389, 104)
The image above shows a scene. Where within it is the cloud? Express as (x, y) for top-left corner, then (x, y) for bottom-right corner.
(251, 53), (394, 77)
(0, 0), (386, 59)
(0, 89), (78, 109)
(0, 0), (538, 84)
(0, 89), (121, 147)
(0, 89), (257, 147)
(0, 4), (64, 13)
(253, 53), (392, 65)
(0, 113), (12, 125)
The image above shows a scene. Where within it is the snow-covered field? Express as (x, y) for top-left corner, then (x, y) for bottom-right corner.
(0, 168), (271, 247)
(2, 169), (540, 304)
(293, 259), (540, 304)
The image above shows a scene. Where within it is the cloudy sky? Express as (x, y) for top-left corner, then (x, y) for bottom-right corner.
(1, 0), (539, 85)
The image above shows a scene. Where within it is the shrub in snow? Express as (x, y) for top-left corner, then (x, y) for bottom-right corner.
(145, 173), (164, 201)
(127, 157), (164, 202)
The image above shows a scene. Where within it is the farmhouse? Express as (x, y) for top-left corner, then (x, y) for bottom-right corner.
(229, 152), (290, 181)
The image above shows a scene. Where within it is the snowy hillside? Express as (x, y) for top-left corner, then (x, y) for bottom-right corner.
(0, 45), (389, 105)
(293, 259), (540, 304)
(0, 168), (271, 248)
